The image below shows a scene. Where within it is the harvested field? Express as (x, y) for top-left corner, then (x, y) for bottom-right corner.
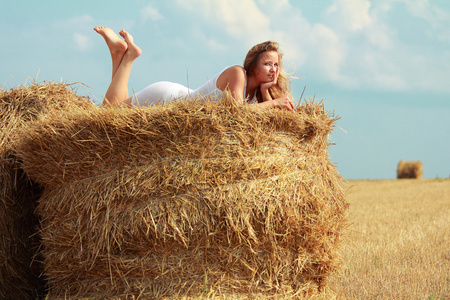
(329, 179), (450, 299)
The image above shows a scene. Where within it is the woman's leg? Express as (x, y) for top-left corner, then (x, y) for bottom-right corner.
(94, 26), (128, 80)
(102, 30), (142, 106)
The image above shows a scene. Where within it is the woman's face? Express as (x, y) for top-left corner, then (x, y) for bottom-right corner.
(253, 50), (279, 83)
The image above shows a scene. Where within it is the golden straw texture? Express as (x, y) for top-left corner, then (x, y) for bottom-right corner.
(397, 160), (423, 179)
(0, 82), (94, 299)
(13, 85), (348, 299)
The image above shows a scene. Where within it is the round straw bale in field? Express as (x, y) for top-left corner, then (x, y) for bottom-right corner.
(15, 94), (348, 299)
(397, 160), (423, 179)
(0, 82), (95, 299)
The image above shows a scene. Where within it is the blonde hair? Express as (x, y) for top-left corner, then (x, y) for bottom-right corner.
(243, 41), (291, 102)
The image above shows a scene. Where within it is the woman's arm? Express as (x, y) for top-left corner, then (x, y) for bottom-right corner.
(256, 96), (295, 110)
(260, 87), (273, 102)
(216, 66), (247, 104)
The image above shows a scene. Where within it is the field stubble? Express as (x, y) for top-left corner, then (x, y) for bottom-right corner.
(328, 179), (450, 299)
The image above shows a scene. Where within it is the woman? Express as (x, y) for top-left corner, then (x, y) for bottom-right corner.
(94, 26), (295, 110)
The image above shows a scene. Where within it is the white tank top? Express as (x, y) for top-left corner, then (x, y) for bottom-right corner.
(131, 66), (256, 106)
(190, 66), (256, 103)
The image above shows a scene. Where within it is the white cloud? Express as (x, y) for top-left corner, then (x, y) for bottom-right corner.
(255, 0), (291, 14)
(287, 0), (450, 93)
(168, 0), (450, 93)
(397, 51), (450, 91)
(192, 29), (227, 52)
(55, 14), (95, 29)
(400, 0), (444, 21)
(399, 0), (450, 42)
(174, 0), (351, 86)
(326, 0), (373, 31)
(73, 33), (92, 52)
(141, 5), (163, 22)
(366, 27), (393, 51)
(175, 0), (270, 42)
(312, 24), (349, 84)
(52, 14), (96, 52)
(361, 51), (408, 90)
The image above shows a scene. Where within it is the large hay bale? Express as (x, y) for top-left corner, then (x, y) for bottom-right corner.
(15, 91), (348, 299)
(0, 82), (94, 299)
(397, 160), (423, 179)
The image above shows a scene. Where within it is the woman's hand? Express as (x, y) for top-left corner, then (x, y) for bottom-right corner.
(260, 77), (277, 93)
(256, 96), (295, 110)
(273, 96), (295, 110)
(260, 78), (278, 102)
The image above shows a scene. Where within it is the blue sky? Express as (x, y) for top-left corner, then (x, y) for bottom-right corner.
(1, 0), (449, 179)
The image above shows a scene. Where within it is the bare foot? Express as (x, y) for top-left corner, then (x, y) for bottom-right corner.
(119, 29), (142, 60)
(94, 26), (127, 57)
(94, 26), (128, 78)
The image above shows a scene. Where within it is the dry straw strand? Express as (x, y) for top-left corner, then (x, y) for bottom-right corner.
(0, 82), (95, 299)
(9, 83), (347, 299)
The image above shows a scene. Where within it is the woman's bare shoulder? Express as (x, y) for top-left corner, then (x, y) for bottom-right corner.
(217, 65), (246, 90)
(220, 65), (245, 83)
(224, 65), (245, 76)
